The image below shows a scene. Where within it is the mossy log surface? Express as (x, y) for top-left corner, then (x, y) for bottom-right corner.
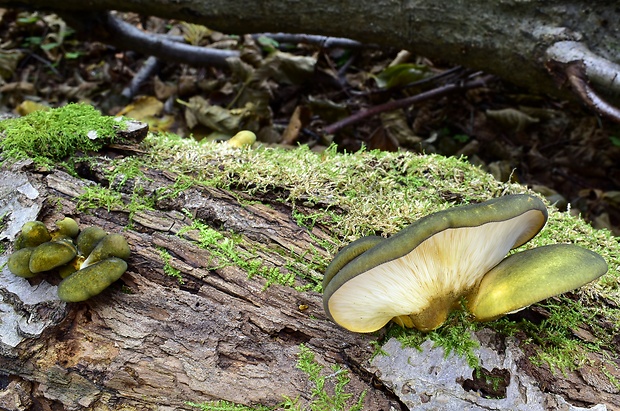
(0, 164), (396, 409)
(0, 123), (619, 410)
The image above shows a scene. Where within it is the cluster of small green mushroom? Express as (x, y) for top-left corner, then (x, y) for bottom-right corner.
(7, 218), (130, 302)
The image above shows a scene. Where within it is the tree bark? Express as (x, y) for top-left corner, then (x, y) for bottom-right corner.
(0, 148), (398, 409)
(1, 0), (620, 101)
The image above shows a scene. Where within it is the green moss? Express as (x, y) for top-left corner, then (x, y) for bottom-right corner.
(76, 170), (155, 224)
(103, 156), (149, 189)
(77, 186), (124, 212)
(178, 216), (296, 288)
(154, 174), (197, 202)
(384, 307), (482, 370)
(283, 246), (326, 293)
(143, 135), (516, 242)
(0, 103), (126, 168)
(282, 344), (366, 411)
(158, 248), (184, 284)
(187, 400), (272, 411)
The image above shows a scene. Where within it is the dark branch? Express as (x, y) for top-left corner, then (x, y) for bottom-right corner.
(323, 74), (496, 135)
(59, 11), (238, 68)
(565, 61), (620, 123)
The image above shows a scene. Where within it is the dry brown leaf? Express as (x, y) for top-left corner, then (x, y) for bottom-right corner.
(180, 95), (251, 133)
(486, 108), (539, 132)
(116, 96), (163, 119)
(281, 105), (311, 145)
(0, 48), (23, 80)
(153, 76), (177, 100)
(255, 51), (316, 85)
(368, 127), (398, 152)
(380, 109), (421, 148)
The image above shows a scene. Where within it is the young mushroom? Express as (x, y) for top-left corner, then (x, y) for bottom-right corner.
(13, 221), (51, 249)
(467, 243), (607, 321)
(323, 194), (607, 333)
(81, 233), (130, 268)
(28, 240), (78, 273)
(57, 257), (128, 302)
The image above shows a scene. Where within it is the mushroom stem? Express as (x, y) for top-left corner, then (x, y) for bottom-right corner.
(407, 293), (457, 331)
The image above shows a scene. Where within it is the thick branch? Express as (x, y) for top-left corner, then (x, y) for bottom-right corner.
(3, 0), (620, 98)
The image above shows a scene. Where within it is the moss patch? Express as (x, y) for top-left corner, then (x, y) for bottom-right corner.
(0, 103), (125, 168)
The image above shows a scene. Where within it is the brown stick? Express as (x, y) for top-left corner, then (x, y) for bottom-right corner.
(323, 74), (495, 135)
(564, 61), (620, 123)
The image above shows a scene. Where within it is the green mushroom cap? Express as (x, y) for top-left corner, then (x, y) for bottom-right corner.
(467, 244), (608, 321)
(29, 241), (78, 273)
(322, 235), (384, 291)
(14, 221), (51, 250)
(76, 226), (107, 256)
(81, 233), (131, 268)
(7, 247), (37, 278)
(323, 194), (549, 333)
(58, 257), (128, 302)
(7, 219), (132, 303)
(55, 217), (80, 238)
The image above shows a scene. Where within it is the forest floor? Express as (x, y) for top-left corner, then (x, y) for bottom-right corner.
(1, 9), (619, 234)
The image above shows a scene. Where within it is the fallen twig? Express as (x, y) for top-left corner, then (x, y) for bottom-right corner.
(251, 33), (368, 49)
(121, 56), (162, 99)
(323, 74), (495, 135)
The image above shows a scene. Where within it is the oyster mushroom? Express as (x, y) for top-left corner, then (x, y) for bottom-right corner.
(323, 194), (549, 333)
(57, 257), (128, 302)
(7, 218), (132, 302)
(14, 221), (51, 249)
(467, 243), (607, 321)
(81, 233), (130, 268)
(227, 130), (256, 148)
(54, 217), (79, 238)
(29, 240), (78, 273)
(76, 226), (107, 256)
(7, 247), (37, 278)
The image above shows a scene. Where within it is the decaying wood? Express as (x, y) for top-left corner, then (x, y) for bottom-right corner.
(1, 122), (619, 410)
(0, 157), (400, 409)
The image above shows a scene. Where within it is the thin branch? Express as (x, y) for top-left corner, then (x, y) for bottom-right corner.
(251, 33), (368, 49)
(323, 74), (495, 135)
(105, 13), (239, 68)
(350, 65), (467, 97)
(60, 12), (374, 71)
(121, 56), (162, 99)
